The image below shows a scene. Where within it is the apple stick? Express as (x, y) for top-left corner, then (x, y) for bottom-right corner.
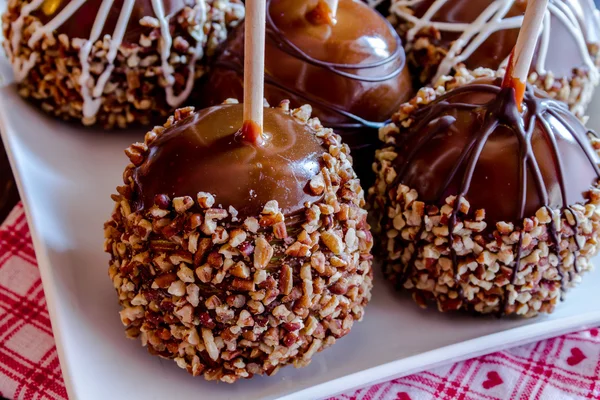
(241, 0), (266, 145)
(502, 0), (549, 109)
(324, 0), (339, 17)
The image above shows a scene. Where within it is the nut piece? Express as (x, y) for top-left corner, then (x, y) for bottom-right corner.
(321, 230), (345, 255)
(202, 328), (220, 361)
(280, 264), (293, 295)
(197, 192), (215, 208)
(309, 173), (325, 195)
(262, 200), (280, 215)
(173, 196), (194, 213)
(253, 236), (274, 269)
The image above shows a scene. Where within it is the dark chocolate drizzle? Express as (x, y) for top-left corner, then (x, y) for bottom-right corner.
(387, 80), (600, 315)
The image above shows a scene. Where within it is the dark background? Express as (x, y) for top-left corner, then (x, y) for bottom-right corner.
(0, 143), (18, 222)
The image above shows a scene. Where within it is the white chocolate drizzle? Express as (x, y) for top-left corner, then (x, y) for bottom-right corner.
(6, 0), (212, 119)
(151, 0), (208, 107)
(151, 0), (176, 88)
(6, 0), (45, 81)
(391, 0), (600, 83)
(78, 0), (116, 118)
(165, 0), (208, 107)
(27, 0), (86, 47)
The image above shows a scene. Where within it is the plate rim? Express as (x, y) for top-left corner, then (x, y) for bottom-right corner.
(0, 103), (78, 399)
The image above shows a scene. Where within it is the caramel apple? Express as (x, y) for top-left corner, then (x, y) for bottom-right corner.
(105, 101), (374, 382)
(389, 0), (600, 117)
(370, 69), (600, 317)
(199, 0), (414, 185)
(2, 0), (244, 128)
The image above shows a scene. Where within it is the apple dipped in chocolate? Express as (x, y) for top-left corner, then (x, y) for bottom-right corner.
(105, 100), (374, 381)
(199, 0), (414, 185)
(1, 0), (244, 128)
(370, 67), (600, 317)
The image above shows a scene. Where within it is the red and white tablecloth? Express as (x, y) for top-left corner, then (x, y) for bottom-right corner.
(1, 203), (599, 400)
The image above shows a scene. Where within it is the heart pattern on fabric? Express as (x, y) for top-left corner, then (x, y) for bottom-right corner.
(396, 393), (412, 400)
(567, 347), (587, 366)
(482, 371), (503, 389)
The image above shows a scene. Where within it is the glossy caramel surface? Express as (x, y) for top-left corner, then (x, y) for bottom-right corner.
(133, 104), (325, 217)
(266, 0), (412, 122)
(201, 0), (413, 125)
(270, 0), (397, 65)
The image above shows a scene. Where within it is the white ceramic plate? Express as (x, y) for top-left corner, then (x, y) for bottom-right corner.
(1, 55), (600, 399)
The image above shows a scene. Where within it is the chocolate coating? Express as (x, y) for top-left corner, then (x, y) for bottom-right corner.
(133, 104), (325, 217)
(34, 0), (194, 41)
(408, 0), (595, 79)
(198, 0), (413, 184)
(391, 78), (600, 230)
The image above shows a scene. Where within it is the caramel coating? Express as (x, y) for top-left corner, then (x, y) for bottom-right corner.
(265, 0), (411, 122)
(391, 78), (600, 229)
(199, 0), (413, 184)
(133, 104), (324, 217)
(202, 0), (412, 122)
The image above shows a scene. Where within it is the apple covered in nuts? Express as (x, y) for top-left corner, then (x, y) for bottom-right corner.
(104, 100), (374, 383)
(370, 70), (600, 317)
(2, 0), (244, 128)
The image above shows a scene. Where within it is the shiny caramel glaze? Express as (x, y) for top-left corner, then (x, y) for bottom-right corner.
(198, 0), (413, 184)
(408, 0), (592, 80)
(202, 0), (412, 123)
(34, 0), (194, 41)
(266, 0), (412, 122)
(391, 78), (600, 230)
(133, 104), (325, 217)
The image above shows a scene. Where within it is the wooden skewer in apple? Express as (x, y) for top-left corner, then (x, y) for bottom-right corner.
(324, 0), (339, 18)
(240, 0), (267, 145)
(502, 0), (549, 110)
(239, 0), (342, 146)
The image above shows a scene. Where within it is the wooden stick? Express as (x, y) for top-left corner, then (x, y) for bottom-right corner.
(324, 0), (339, 17)
(502, 0), (549, 109)
(513, 0), (548, 84)
(241, 0), (266, 145)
